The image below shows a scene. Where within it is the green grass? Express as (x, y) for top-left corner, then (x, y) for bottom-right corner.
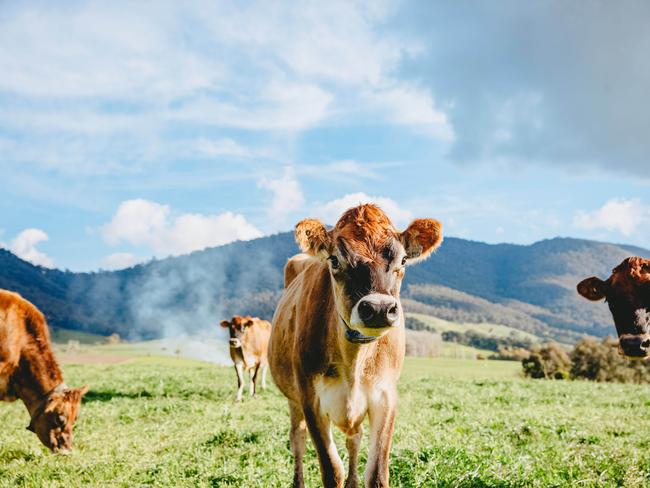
(407, 313), (540, 342)
(1, 350), (649, 487)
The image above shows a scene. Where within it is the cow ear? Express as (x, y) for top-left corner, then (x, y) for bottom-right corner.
(77, 384), (89, 398)
(244, 319), (254, 327)
(295, 219), (330, 256)
(577, 277), (607, 301)
(400, 219), (443, 264)
(220, 320), (230, 328)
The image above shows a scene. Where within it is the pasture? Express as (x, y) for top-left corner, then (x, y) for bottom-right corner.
(1, 347), (649, 487)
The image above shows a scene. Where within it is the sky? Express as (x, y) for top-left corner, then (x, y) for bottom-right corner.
(1, 0), (649, 271)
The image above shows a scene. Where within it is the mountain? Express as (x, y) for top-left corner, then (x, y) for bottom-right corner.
(1, 234), (648, 343)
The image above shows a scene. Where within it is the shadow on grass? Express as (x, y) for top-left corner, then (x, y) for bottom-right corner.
(83, 388), (232, 403)
(83, 389), (155, 403)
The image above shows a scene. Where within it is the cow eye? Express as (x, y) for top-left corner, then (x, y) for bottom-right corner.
(328, 256), (340, 269)
(401, 256), (407, 266)
(642, 263), (650, 273)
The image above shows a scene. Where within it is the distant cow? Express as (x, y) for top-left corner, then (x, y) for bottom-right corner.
(0, 290), (88, 452)
(220, 315), (271, 401)
(577, 256), (650, 358)
(269, 204), (443, 488)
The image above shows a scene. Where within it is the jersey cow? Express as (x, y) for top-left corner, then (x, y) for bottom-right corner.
(269, 204), (443, 488)
(0, 290), (88, 453)
(578, 256), (650, 358)
(220, 315), (271, 401)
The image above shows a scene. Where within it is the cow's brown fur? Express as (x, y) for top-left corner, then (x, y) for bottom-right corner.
(220, 315), (271, 401)
(270, 204), (442, 487)
(0, 290), (88, 452)
(577, 257), (650, 358)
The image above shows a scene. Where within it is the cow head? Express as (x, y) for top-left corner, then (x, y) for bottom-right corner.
(28, 384), (89, 453)
(295, 204), (442, 343)
(220, 315), (254, 348)
(577, 257), (650, 358)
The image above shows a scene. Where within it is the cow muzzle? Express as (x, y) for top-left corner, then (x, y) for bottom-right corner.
(618, 333), (650, 359)
(229, 338), (242, 348)
(349, 293), (399, 337)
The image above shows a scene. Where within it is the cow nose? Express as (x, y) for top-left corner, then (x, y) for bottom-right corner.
(619, 334), (650, 358)
(357, 296), (399, 328)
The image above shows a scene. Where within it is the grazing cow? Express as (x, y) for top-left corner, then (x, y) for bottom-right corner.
(0, 290), (88, 453)
(269, 204), (443, 488)
(220, 315), (271, 401)
(577, 256), (650, 358)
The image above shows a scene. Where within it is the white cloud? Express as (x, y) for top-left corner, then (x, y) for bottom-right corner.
(258, 167), (306, 229)
(0, 1), (454, 177)
(364, 85), (455, 140)
(312, 192), (413, 227)
(193, 138), (252, 158)
(574, 198), (650, 236)
(102, 252), (140, 270)
(102, 199), (263, 257)
(298, 160), (383, 180)
(9, 228), (55, 268)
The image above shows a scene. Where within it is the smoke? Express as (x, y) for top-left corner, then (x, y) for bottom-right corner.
(127, 239), (283, 362)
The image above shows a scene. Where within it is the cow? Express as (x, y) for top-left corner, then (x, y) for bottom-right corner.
(577, 256), (650, 358)
(220, 315), (271, 401)
(269, 204), (443, 488)
(0, 289), (88, 453)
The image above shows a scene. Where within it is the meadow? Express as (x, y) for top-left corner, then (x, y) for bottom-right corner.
(1, 347), (649, 487)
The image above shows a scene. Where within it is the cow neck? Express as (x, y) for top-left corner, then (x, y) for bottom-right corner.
(334, 321), (377, 383)
(229, 345), (248, 369)
(13, 338), (64, 419)
(332, 313), (377, 381)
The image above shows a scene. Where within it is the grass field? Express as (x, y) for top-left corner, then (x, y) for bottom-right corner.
(1, 348), (649, 487)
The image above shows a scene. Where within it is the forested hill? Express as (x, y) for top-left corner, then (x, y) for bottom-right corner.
(1, 234), (648, 342)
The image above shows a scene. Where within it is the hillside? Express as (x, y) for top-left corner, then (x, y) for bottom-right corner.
(1, 234), (648, 342)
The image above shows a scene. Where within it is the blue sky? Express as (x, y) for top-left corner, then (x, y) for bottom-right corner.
(1, 1), (649, 271)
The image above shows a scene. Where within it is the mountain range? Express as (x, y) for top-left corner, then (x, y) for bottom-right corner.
(1, 233), (648, 343)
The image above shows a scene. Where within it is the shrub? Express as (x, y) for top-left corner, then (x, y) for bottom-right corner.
(491, 346), (531, 361)
(405, 316), (433, 332)
(570, 336), (650, 383)
(522, 343), (571, 379)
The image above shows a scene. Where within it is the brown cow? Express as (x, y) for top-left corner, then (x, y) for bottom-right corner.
(0, 290), (88, 452)
(269, 204), (443, 488)
(220, 315), (271, 401)
(577, 256), (650, 358)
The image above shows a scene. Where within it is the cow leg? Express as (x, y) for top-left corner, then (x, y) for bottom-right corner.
(234, 363), (245, 402)
(289, 401), (307, 488)
(250, 364), (260, 397)
(344, 426), (363, 488)
(365, 391), (397, 488)
(260, 364), (268, 390)
(303, 405), (345, 488)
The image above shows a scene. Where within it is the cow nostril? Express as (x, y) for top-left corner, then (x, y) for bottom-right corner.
(641, 339), (650, 350)
(387, 304), (398, 317)
(358, 301), (375, 321)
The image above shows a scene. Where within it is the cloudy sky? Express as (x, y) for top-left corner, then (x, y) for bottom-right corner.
(1, 1), (649, 271)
